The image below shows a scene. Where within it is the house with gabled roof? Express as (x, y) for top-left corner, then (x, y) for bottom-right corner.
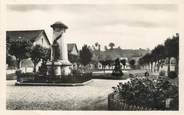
(7, 29), (51, 48)
(6, 30), (51, 72)
(67, 43), (79, 69)
(67, 43), (78, 56)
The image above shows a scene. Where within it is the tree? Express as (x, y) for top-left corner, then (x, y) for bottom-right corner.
(38, 47), (51, 75)
(112, 58), (123, 76)
(31, 45), (46, 72)
(104, 45), (108, 51)
(6, 55), (17, 68)
(164, 38), (173, 74)
(109, 42), (115, 50)
(151, 44), (165, 72)
(68, 54), (79, 63)
(9, 39), (32, 69)
(172, 33), (179, 74)
(99, 60), (108, 73)
(94, 42), (101, 51)
(6, 42), (11, 65)
(120, 59), (126, 69)
(41, 48), (51, 64)
(129, 59), (136, 69)
(79, 45), (93, 66)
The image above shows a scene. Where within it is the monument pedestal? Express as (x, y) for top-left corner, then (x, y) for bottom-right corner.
(46, 60), (72, 78)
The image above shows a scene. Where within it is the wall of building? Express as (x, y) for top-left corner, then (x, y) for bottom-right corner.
(33, 34), (50, 48)
(70, 46), (78, 55)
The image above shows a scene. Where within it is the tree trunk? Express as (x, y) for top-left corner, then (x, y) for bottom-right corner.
(157, 60), (161, 72)
(103, 66), (105, 74)
(17, 59), (21, 69)
(153, 61), (156, 72)
(175, 57), (179, 75)
(167, 57), (171, 75)
(151, 62), (153, 72)
(33, 63), (36, 73)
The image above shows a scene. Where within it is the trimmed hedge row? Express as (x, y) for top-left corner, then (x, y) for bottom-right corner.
(16, 71), (92, 83)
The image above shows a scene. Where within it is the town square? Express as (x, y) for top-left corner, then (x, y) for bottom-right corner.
(6, 4), (179, 110)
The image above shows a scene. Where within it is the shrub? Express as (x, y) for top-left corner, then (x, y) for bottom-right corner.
(112, 58), (123, 76)
(144, 72), (149, 76)
(16, 71), (38, 82)
(112, 77), (178, 110)
(168, 71), (177, 79)
(159, 70), (166, 76)
(15, 70), (22, 82)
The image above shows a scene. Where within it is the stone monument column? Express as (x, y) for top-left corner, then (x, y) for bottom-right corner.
(47, 21), (71, 76)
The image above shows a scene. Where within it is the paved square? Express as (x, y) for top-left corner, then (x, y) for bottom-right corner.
(6, 79), (129, 110)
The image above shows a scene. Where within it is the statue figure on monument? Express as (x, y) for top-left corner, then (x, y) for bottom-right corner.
(52, 34), (62, 61)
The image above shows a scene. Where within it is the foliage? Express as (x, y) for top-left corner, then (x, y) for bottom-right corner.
(168, 71), (177, 79)
(6, 55), (17, 67)
(120, 59), (126, 69)
(94, 42), (101, 51)
(41, 48), (51, 64)
(139, 33), (179, 73)
(112, 58), (123, 76)
(159, 70), (166, 76)
(112, 77), (178, 110)
(37, 47), (50, 75)
(104, 45), (108, 51)
(6, 42), (11, 59)
(68, 54), (79, 63)
(9, 39), (32, 68)
(109, 42), (115, 50)
(79, 45), (93, 66)
(31, 45), (46, 72)
(99, 59), (113, 72)
(129, 59), (136, 69)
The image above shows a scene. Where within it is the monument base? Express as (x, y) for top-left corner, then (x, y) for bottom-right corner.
(46, 60), (72, 77)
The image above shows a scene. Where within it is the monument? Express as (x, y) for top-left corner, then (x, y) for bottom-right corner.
(46, 21), (72, 77)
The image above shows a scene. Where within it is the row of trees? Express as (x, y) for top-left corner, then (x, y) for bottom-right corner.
(6, 40), (93, 72)
(7, 39), (50, 72)
(79, 43), (137, 71)
(99, 59), (136, 71)
(6, 39), (137, 72)
(139, 33), (179, 74)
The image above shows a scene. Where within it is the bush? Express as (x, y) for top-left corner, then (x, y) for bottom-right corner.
(144, 72), (149, 76)
(92, 74), (125, 80)
(112, 77), (178, 110)
(159, 70), (166, 76)
(112, 58), (123, 76)
(16, 71), (38, 82)
(168, 71), (177, 79)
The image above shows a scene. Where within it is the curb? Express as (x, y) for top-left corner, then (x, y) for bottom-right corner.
(15, 79), (93, 86)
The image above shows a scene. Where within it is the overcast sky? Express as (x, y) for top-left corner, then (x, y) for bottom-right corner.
(6, 4), (178, 50)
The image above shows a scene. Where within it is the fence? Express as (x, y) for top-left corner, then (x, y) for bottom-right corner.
(108, 93), (154, 110)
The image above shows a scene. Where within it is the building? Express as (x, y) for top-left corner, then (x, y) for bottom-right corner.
(7, 30), (51, 72)
(67, 43), (78, 56)
(67, 43), (79, 69)
(7, 30), (51, 48)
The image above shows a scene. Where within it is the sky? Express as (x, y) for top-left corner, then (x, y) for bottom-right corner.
(6, 4), (178, 50)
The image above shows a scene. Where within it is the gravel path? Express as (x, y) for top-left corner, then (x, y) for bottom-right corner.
(6, 79), (129, 110)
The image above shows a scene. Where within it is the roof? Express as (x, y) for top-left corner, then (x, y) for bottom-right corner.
(67, 43), (78, 53)
(6, 30), (51, 45)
